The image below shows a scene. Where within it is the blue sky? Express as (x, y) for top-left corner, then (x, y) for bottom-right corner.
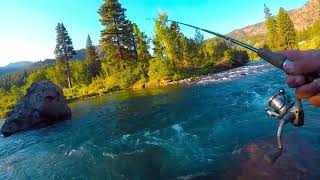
(0, 0), (307, 66)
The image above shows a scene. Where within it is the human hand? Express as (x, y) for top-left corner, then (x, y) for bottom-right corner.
(279, 50), (320, 106)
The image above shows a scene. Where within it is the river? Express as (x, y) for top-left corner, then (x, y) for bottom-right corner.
(1, 61), (320, 179)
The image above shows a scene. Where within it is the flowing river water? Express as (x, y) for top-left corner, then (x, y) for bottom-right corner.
(1, 61), (320, 179)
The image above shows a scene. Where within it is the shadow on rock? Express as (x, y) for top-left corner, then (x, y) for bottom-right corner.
(1, 80), (72, 137)
(221, 133), (320, 180)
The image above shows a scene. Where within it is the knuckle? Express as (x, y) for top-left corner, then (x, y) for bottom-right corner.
(314, 79), (320, 90)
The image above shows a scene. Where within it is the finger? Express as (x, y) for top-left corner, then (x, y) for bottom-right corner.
(296, 79), (320, 99)
(285, 75), (306, 88)
(309, 95), (320, 106)
(278, 50), (320, 62)
(283, 58), (320, 75)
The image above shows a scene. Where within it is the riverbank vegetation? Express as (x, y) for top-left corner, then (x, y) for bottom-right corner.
(0, 0), (319, 119)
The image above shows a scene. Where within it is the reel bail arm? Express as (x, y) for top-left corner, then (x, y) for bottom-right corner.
(264, 89), (304, 163)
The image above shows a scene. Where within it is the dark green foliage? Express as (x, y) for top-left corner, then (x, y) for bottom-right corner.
(54, 23), (76, 88)
(276, 8), (297, 50)
(194, 29), (204, 45)
(132, 23), (151, 61)
(0, 71), (27, 90)
(265, 18), (278, 49)
(98, 0), (136, 61)
(55, 23), (76, 61)
(86, 35), (101, 79)
(264, 7), (297, 50)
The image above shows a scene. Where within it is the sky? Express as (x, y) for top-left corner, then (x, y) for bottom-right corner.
(0, 0), (307, 67)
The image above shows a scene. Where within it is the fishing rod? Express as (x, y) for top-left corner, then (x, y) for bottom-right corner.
(147, 18), (316, 163)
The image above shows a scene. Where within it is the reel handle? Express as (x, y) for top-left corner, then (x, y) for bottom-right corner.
(257, 48), (319, 83)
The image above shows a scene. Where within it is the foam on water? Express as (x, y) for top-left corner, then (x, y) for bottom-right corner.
(196, 61), (273, 85)
(172, 124), (183, 134)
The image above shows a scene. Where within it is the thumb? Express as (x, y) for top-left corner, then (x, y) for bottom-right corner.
(279, 50), (320, 75)
(283, 58), (320, 75)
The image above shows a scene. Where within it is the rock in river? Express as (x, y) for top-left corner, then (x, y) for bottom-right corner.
(221, 133), (320, 179)
(1, 80), (71, 137)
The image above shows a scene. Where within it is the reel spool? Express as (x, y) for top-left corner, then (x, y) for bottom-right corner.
(264, 89), (304, 163)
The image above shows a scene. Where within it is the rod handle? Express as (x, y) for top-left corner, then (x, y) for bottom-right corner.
(257, 48), (287, 70)
(257, 48), (320, 83)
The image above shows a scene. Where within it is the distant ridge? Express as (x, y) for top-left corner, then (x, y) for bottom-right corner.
(0, 48), (87, 76)
(227, 0), (320, 39)
(0, 61), (33, 76)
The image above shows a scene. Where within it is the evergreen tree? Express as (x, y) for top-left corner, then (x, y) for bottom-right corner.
(166, 21), (181, 66)
(264, 4), (278, 49)
(194, 29), (204, 45)
(54, 23), (76, 88)
(132, 23), (150, 61)
(98, 0), (137, 61)
(277, 7), (297, 50)
(193, 29), (205, 65)
(265, 18), (278, 49)
(86, 35), (101, 79)
(264, 3), (272, 19)
(153, 12), (168, 59)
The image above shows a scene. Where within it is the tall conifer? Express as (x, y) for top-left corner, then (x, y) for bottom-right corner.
(98, 0), (136, 61)
(277, 8), (297, 50)
(54, 23), (76, 88)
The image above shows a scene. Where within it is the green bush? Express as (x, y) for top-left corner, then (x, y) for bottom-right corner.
(22, 69), (48, 94)
(0, 88), (19, 119)
(148, 58), (174, 82)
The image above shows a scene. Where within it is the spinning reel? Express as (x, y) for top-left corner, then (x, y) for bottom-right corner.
(264, 89), (304, 163)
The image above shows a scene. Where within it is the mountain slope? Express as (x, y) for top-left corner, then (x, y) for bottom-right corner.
(228, 0), (320, 39)
(0, 48), (88, 76)
(0, 61), (33, 76)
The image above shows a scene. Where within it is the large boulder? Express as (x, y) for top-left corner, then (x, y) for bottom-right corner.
(1, 80), (71, 137)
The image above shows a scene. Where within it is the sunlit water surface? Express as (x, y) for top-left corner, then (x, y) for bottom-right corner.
(1, 61), (320, 179)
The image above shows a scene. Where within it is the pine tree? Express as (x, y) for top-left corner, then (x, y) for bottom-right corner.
(264, 3), (272, 19)
(54, 23), (76, 88)
(153, 12), (168, 59)
(132, 23), (150, 61)
(98, 0), (136, 61)
(194, 29), (204, 45)
(264, 4), (278, 49)
(277, 7), (297, 50)
(167, 21), (181, 66)
(86, 35), (101, 79)
(194, 29), (205, 64)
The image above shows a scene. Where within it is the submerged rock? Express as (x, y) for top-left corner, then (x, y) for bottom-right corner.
(1, 80), (71, 137)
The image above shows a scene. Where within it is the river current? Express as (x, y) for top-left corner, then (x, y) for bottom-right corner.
(1, 61), (320, 179)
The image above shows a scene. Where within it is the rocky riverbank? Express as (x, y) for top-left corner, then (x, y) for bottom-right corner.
(67, 61), (274, 103)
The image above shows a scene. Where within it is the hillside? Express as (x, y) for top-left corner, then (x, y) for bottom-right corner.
(228, 0), (320, 39)
(0, 61), (33, 76)
(0, 49), (87, 76)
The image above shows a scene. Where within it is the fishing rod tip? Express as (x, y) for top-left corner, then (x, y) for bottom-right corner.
(145, 18), (156, 21)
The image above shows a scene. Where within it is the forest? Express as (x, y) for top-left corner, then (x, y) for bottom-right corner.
(0, 0), (319, 119)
